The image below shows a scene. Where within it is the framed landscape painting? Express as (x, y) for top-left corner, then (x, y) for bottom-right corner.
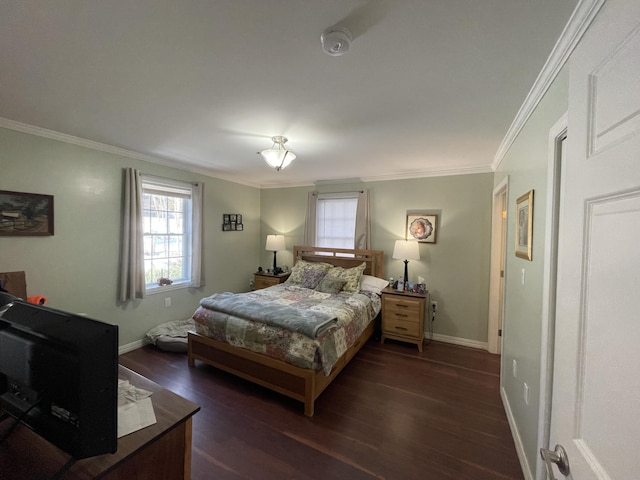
(0, 190), (54, 236)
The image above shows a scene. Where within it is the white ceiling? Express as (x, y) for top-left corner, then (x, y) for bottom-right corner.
(0, 1), (578, 188)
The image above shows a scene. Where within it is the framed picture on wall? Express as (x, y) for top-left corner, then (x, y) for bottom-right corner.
(515, 190), (534, 260)
(0, 190), (54, 236)
(406, 214), (437, 243)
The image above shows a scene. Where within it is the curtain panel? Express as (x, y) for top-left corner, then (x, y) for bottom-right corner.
(355, 189), (371, 250)
(119, 168), (145, 302)
(303, 191), (318, 246)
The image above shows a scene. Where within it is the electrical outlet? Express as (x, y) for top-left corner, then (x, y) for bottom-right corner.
(164, 297), (171, 307)
(430, 300), (438, 312)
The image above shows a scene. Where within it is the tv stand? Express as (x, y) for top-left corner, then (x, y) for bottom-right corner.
(0, 366), (200, 480)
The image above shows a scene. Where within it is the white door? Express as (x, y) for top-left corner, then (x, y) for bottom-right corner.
(546, 0), (640, 478)
(489, 179), (508, 354)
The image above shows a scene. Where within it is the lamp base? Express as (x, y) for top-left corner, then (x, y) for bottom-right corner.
(272, 251), (282, 275)
(403, 260), (409, 291)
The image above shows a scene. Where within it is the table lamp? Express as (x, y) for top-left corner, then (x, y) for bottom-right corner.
(265, 234), (286, 274)
(392, 240), (420, 288)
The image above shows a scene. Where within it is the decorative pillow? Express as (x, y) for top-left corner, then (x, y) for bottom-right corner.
(285, 260), (334, 285)
(359, 274), (389, 294)
(330, 262), (367, 293)
(299, 268), (328, 289)
(315, 276), (347, 294)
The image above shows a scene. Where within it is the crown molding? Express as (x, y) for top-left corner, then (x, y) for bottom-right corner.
(360, 164), (494, 183)
(0, 117), (262, 189)
(491, 0), (607, 171)
(2, 118), (491, 189)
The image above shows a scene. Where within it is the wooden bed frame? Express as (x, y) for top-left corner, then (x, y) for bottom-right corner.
(187, 246), (384, 416)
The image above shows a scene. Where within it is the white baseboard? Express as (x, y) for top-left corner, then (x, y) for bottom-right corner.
(429, 332), (489, 351)
(122, 333), (487, 355)
(501, 386), (533, 480)
(119, 338), (147, 355)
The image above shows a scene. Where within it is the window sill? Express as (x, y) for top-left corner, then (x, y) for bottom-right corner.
(145, 282), (191, 295)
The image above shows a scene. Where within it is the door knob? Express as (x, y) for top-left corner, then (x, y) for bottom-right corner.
(540, 444), (570, 479)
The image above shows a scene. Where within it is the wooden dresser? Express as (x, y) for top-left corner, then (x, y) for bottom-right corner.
(1, 366), (200, 480)
(253, 271), (290, 290)
(380, 287), (428, 352)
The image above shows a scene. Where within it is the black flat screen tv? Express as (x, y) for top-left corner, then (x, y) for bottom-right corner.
(0, 296), (118, 459)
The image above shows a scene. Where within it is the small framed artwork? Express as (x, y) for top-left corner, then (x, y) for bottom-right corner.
(0, 190), (54, 236)
(515, 190), (534, 260)
(222, 213), (243, 232)
(406, 214), (437, 243)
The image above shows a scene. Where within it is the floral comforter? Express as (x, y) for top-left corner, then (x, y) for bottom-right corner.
(192, 284), (381, 375)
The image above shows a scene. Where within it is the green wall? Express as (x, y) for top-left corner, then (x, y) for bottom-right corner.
(494, 67), (569, 476)
(260, 173), (494, 344)
(0, 127), (260, 347)
(0, 125), (497, 349)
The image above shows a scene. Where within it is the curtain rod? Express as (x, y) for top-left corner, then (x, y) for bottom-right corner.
(312, 190), (364, 196)
(139, 170), (200, 187)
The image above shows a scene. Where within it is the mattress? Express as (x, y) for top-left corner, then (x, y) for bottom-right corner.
(192, 284), (381, 375)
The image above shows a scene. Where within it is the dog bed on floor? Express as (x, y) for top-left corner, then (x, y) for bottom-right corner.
(146, 318), (195, 353)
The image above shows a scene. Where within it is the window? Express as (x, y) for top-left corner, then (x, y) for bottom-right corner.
(141, 176), (200, 291)
(315, 193), (358, 249)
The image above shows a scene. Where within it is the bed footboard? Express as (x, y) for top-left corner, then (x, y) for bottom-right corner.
(187, 320), (374, 416)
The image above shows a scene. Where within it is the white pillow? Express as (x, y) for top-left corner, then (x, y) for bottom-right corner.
(359, 274), (389, 294)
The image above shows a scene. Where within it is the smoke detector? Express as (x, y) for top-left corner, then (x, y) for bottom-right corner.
(321, 27), (352, 56)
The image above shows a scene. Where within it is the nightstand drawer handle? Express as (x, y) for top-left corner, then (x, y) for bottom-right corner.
(395, 313), (408, 318)
(395, 304), (408, 308)
(394, 326), (408, 331)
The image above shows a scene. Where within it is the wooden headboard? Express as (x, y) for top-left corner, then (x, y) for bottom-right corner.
(293, 246), (384, 278)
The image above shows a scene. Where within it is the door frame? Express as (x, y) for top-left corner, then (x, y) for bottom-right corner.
(488, 176), (509, 354)
(535, 112), (567, 479)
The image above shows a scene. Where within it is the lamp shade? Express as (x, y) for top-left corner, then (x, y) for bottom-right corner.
(265, 234), (286, 252)
(259, 136), (296, 171)
(392, 240), (420, 261)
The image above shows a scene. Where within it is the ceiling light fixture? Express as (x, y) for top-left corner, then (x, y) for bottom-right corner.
(321, 27), (352, 56)
(258, 136), (296, 171)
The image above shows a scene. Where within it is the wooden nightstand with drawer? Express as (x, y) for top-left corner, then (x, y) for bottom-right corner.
(253, 272), (290, 290)
(381, 287), (428, 352)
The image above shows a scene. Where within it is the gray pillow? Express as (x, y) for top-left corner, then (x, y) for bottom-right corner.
(315, 275), (347, 294)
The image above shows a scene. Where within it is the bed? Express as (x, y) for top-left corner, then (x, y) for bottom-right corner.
(187, 246), (385, 416)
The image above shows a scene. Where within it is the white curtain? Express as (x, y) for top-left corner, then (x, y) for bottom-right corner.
(190, 182), (204, 287)
(119, 168), (145, 302)
(304, 190), (370, 249)
(354, 189), (370, 249)
(303, 191), (317, 246)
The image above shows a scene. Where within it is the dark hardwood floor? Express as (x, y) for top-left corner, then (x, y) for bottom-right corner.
(120, 340), (524, 480)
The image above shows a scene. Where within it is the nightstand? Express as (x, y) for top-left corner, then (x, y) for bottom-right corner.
(253, 271), (290, 290)
(380, 287), (428, 352)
